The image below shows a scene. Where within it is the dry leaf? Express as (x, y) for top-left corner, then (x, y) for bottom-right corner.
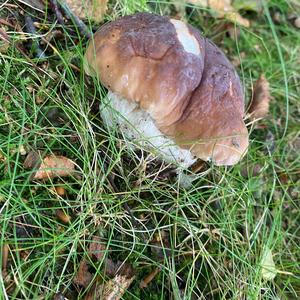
(64, 0), (108, 23)
(209, 0), (250, 27)
(56, 209), (71, 224)
(224, 11), (250, 27)
(24, 152), (76, 180)
(209, 0), (232, 17)
(73, 259), (93, 287)
(140, 267), (161, 289)
(55, 186), (66, 196)
(248, 74), (270, 121)
(88, 236), (106, 261)
(84, 281), (100, 300)
(261, 247), (277, 281)
(104, 259), (135, 278)
(104, 259), (122, 277)
(24, 151), (41, 169)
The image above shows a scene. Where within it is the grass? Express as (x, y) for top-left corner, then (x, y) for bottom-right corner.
(0, 0), (299, 299)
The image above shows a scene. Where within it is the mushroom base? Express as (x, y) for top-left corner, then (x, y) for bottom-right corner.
(100, 91), (197, 169)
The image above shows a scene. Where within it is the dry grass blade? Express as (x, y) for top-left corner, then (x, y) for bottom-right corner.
(17, 0), (45, 12)
(248, 74), (271, 121)
(64, 0), (108, 23)
(2, 243), (9, 276)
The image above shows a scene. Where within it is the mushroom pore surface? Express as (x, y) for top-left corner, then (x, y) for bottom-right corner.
(84, 13), (249, 166)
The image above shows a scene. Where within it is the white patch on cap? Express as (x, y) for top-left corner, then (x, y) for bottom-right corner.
(101, 91), (197, 169)
(170, 19), (200, 56)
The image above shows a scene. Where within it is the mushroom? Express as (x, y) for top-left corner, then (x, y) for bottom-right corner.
(84, 13), (248, 170)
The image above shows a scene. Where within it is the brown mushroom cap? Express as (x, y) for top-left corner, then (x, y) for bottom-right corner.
(84, 13), (248, 166)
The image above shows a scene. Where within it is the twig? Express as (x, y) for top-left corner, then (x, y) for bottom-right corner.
(24, 15), (46, 59)
(49, 0), (65, 25)
(58, 0), (92, 39)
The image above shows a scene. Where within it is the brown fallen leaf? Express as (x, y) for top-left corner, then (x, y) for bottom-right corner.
(209, 0), (250, 27)
(140, 267), (161, 289)
(88, 236), (106, 261)
(55, 186), (66, 196)
(24, 151), (41, 169)
(73, 259), (93, 287)
(224, 11), (250, 27)
(35, 155), (75, 180)
(104, 259), (135, 278)
(104, 259), (124, 277)
(240, 163), (262, 178)
(24, 152), (76, 180)
(248, 74), (271, 121)
(84, 281), (101, 300)
(56, 209), (71, 224)
(64, 0), (108, 23)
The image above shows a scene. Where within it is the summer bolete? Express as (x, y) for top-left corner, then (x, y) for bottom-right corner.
(84, 13), (248, 168)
